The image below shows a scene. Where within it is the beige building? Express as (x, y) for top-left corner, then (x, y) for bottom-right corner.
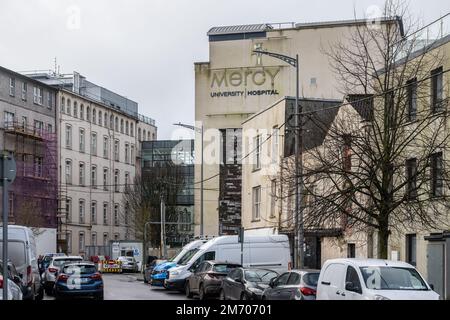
(29, 71), (157, 256)
(194, 18), (401, 237)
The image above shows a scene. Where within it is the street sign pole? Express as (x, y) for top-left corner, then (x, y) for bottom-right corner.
(2, 152), (16, 301)
(239, 227), (244, 266)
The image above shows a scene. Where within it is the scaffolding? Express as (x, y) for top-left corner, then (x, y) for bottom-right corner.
(4, 121), (58, 230)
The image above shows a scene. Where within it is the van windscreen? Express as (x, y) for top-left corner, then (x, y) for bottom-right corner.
(178, 249), (199, 265)
(0, 241), (27, 269)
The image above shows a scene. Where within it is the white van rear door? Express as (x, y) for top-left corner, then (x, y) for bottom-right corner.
(318, 263), (346, 300)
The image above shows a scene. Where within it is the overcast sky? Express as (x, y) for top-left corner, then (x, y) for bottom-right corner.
(0, 0), (448, 139)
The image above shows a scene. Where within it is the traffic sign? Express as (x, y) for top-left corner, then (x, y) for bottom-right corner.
(0, 152), (16, 185)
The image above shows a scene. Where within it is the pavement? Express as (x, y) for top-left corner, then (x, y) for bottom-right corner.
(44, 273), (189, 300)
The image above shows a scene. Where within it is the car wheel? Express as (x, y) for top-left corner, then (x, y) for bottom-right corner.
(185, 281), (193, 298)
(262, 295), (266, 300)
(36, 286), (44, 301)
(219, 289), (226, 300)
(199, 284), (206, 300)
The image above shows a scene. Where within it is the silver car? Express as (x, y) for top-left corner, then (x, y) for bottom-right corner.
(0, 260), (23, 300)
(118, 256), (138, 273)
(43, 256), (82, 295)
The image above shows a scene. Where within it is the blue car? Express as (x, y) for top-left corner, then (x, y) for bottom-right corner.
(151, 240), (207, 287)
(54, 262), (104, 300)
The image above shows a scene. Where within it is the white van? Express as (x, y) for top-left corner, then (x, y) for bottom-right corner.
(164, 234), (291, 292)
(0, 225), (43, 300)
(316, 258), (440, 300)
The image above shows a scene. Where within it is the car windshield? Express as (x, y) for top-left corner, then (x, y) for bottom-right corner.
(178, 249), (199, 266)
(244, 270), (278, 283)
(213, 264), (239, 273)
(360, 266), (429, 291)
(63, 265), (97, 275)
(53, 258), (82, 267)
(126, 258), (134, 262)
(303, 273), (320, 287)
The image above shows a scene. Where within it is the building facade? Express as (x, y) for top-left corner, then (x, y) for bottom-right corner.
(28, 71), (157, 256)
(0, 66), (58, 230)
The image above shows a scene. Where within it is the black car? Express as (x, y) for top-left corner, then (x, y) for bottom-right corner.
(220, 268), (278, 300)
(143, 257), (164, 284)
(262, 269), (320, 300)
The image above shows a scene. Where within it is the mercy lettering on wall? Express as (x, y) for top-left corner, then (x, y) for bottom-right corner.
(209, 67), (281, 98)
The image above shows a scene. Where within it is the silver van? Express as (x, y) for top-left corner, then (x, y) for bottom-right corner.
(0, 225), (43, 300)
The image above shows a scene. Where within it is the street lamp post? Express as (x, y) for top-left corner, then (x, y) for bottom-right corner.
(252, 49), (304, 269)
(173, 122), (204, 237)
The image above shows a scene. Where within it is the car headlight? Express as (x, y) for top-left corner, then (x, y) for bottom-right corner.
(374, 295), (390, 300)
(247, 287), (263, 294)
(169, 270), (180, 277)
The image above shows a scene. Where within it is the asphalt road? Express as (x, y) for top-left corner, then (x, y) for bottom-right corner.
(44, 273), (188, 300)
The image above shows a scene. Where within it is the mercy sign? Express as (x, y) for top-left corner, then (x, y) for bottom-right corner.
(210, 67), (281, 88)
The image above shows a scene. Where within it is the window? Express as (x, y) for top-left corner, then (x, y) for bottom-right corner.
(34, 120), (44, 136)
(32, 157), (43, 177)
(61, 97), (65, 113)
(152, 133), (155, 140)
(115, 117), (119, 131)
(104, 113), (108, 128)
(78, 162), (85, 185)
(345, 266), (362, 294)
(125, 172), (130, 191)
(138, 128), (142, 141)
(91, 166), (97, 188)
(103, 203), (108, 225)
(9, 78), (15, 96)
(252, 186), (261, 221)
(274, 273), (290, 287)
(98, 111), (102, 126)
(431, 152), (443, 197)
(114, 204), (119, 226)
(73, 102), (78, 118)
(114, 234), (119, 241)
(66, 198), (72, 223)
(407, 78), (418, 122)
(110, 115), (114, 129)
(87, 106), (91, 122)
(91, 132), (97, 156)
(65, 125), (72, 149)
(125, 121), (129, 135)
(120, 119), (124, 133)
(406, 234), (417, 266)
(79, 128), (85, 152)
(148, 132), (151, 140)
(143, 130), (146, 141)
(21, 116), (27, 130)
(124, 203), (129, 225)
(79, 232), (85, 252)
(431, 67), (444, 113)
(347, 243), (356, 258)
(131, 145), (135, 165)
(91, 233), (97, 246)
(130, 123), (134, 137)
(33, 86), (43, 105)
(103, 233), (108, 246)
(103, 168), (109, 190)
(79, 200), (85, 224)
(67, 232), (72, 254)
(91, 202), (97, 225)
(287, 273), (301, 285)
(4, 111), (14, 127)
(93, 109), (97, 124)
(65, 160), (72, 184)
(272, 127), (279, 163)
(47, 91), (53, 109)
(21, 82), (27, 101)
(114, 140), (120, 161)
(343, 135), (352, 171)
(406, 158), (417, 200)
(270, 180), (277, 218)
(47, 123), (52, 134)
(253, 135), (261, 170)
(80, 104), (85, 120)
(66, 99), (71, 115)
(125, 143), (130, 164)
(103, 136), (109, 158)
(114, 170), (120, 192)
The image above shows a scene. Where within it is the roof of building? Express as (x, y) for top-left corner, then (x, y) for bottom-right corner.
(207, 24), (273, 36)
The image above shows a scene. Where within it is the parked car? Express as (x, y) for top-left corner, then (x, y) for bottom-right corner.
(165, 234), (291, 292)
(118, 256), (139, 273)
(152, 240), (207, 286)
(54, 261), (104, 300)
(43, 256), (83, 295)
(144, 259), (165, 284)
(185, 261), (241, 300)
(39, 253), (67, 275)
(316, 258), (440, 300)
(220, 268), (278, 300)
(0, 225), (43, 300)
(262, 269), (320, 300)
(0, 260), (23, 300)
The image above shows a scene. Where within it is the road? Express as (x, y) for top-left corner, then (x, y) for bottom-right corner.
(44, 273), (189, 300)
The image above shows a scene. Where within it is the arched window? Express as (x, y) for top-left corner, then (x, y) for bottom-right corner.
(93, 108), (97, 124)
(98, 111), (102, 126)
(125, 121), (129, 135)
(73, 102), (78, 118)
(148, 132), (151, 140)
(110, 115), (114, 129)
(86, 106), (91, 122)
(115, 117), (119, 132)
(143, 130), (146, 141)
(80, 104), (85, 120)
(66, 99), (71, 115)
(120, 119), (124, 133)
(104, 113), (108, 128)
(130, 123), (134, 137)
(61, 97), (65, 113)
(138, 128), (141, 141)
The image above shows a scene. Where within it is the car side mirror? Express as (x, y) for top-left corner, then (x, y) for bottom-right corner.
(13, 275), (22, 284)
(234, 278), (242, 283)
(429, 284), (435, 290)
(345, 281), (361, 293)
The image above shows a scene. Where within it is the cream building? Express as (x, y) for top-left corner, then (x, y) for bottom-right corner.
(194, 18), (402, 237)
(28, 71), (157, 256)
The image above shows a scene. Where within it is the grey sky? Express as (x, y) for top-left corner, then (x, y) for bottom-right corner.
(0, 0), (448, 139)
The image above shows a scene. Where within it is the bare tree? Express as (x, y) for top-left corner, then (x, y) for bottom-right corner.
(280, 1), (449, 259)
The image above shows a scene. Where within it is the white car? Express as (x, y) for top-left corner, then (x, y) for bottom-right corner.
(43, 256), (83, 295)
(316, 258), (440, 300)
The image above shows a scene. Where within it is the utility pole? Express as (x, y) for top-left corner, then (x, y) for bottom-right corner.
(160, 195), (166, 259)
